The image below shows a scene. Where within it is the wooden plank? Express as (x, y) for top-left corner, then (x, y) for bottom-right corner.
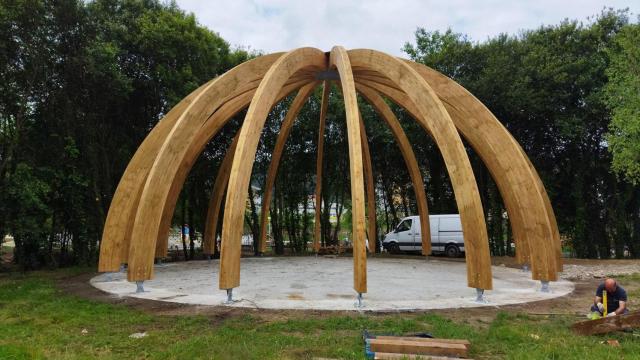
(358, 114), (377, 252)
(258, 82), (319, 253)
(374, 337), (470, 348)
(219, 47), (326, 289)
(356, 84), (431, 255)
(330, 46), (367, 294)
(375, 353), (470, 360)
(313, 81), (330, 252)
(572, 310), (640, 336)
(369, 338), (468, 357)
(349, 49), (492, 290)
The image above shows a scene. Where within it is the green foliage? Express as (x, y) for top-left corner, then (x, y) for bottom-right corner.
(0, 0), (246, 267)
(605, 23), (640, 184)
(403, 10), (640, 258)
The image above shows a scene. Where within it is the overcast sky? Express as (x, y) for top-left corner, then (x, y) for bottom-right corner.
(175, 1), (638, 56)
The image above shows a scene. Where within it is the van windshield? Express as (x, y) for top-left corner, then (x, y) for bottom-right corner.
(396, 219), (412, 232)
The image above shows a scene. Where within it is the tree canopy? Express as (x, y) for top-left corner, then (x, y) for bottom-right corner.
(0, 2), (638, 269)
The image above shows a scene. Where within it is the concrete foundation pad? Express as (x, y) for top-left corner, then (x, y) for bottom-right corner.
(91, 257), (573, 311)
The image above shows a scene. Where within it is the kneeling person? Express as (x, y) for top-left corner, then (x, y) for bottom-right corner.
(591, 278), (628, 317)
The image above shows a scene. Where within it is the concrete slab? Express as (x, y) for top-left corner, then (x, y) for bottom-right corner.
(91, 257), (574, 311)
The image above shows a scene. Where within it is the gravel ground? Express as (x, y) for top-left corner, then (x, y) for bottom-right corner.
(561, 262), (640, 280)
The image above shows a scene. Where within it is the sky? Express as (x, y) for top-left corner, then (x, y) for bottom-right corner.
(175, 0), (639, 56)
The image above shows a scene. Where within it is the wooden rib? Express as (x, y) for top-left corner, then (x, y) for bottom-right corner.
(358, 77), (536, 269)
(202, 135), (239, 255)
(100, 81), (211, 271)
(126, 63), (312, 282)
(258, 82), (320, 254)
(349, 49), (492, 290)
(150, 79), (312, 269)
(355, 83), (431, 255)
(399, 61), (559, 280)
(330, 46), (367, 294)
(98, 53), (285, 273)
(143, 71), (312, 260)
(358, 114), (377, 252)
(313, 81), (330, 252)
(356, 60), (559, 281)
(219, 47), (326, 289)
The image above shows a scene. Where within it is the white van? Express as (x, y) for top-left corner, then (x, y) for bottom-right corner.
(382, 214), (465, 257)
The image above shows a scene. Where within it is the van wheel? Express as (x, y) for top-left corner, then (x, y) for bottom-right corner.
(387, 242), (401, 254)
(445, 245), (459, 258)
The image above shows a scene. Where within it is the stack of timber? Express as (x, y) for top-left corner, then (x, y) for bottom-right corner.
(572, 310), (640, 335)
(368, 336), (471, 359)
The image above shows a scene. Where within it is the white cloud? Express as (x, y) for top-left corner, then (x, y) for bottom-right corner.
(176, 0), (638, 56)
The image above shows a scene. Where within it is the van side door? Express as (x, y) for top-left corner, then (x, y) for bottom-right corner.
(439, 216), (463, 250)
(430, 217), (441, 253)
(395, 218), (413, 251)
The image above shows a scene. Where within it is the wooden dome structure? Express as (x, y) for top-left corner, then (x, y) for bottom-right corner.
(98, 47), (562, 299)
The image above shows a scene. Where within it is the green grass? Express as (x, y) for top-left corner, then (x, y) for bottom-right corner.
(0, 270), (639, 359)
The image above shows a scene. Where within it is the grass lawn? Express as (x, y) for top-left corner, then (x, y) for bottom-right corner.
(0, 269), (639, 359)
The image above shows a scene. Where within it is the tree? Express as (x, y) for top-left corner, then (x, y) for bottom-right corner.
(605, 22), (640, 184)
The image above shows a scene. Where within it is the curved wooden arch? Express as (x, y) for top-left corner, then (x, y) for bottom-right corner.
(330, 46), (368, 293)
(202, 135), (239, 255)
(313, 81), (330, 252)
(219, 47), (326, 290)
(353, 58), (559, 281)
(348, 49), (492, 290)
(257, 82), (320, 254)
(99, 53), (285, 273)
(355, 84), (431, 255)
(359, 114), (377, 252)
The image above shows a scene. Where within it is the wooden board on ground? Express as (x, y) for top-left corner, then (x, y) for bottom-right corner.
(369, 338), (469, 358)
(375, 336), (470, 349)
(572, 310), (640, 335)
(374, 353), (471, 360)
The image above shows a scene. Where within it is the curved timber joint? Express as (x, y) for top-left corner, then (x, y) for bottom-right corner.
(315, 70), (340, 80)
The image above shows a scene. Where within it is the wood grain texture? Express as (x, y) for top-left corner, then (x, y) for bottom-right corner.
(202, 135), (239, 255)
(369, 338), (468, 357)
(349, 49), (492, 289)
(355, 84), (431, 255)
(330, 46), (367, 293)
(219, 47), (326, 289)
(313, 81), (330, 252)
(359, 114), (377, 252)
(258, 82), (319, 253)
